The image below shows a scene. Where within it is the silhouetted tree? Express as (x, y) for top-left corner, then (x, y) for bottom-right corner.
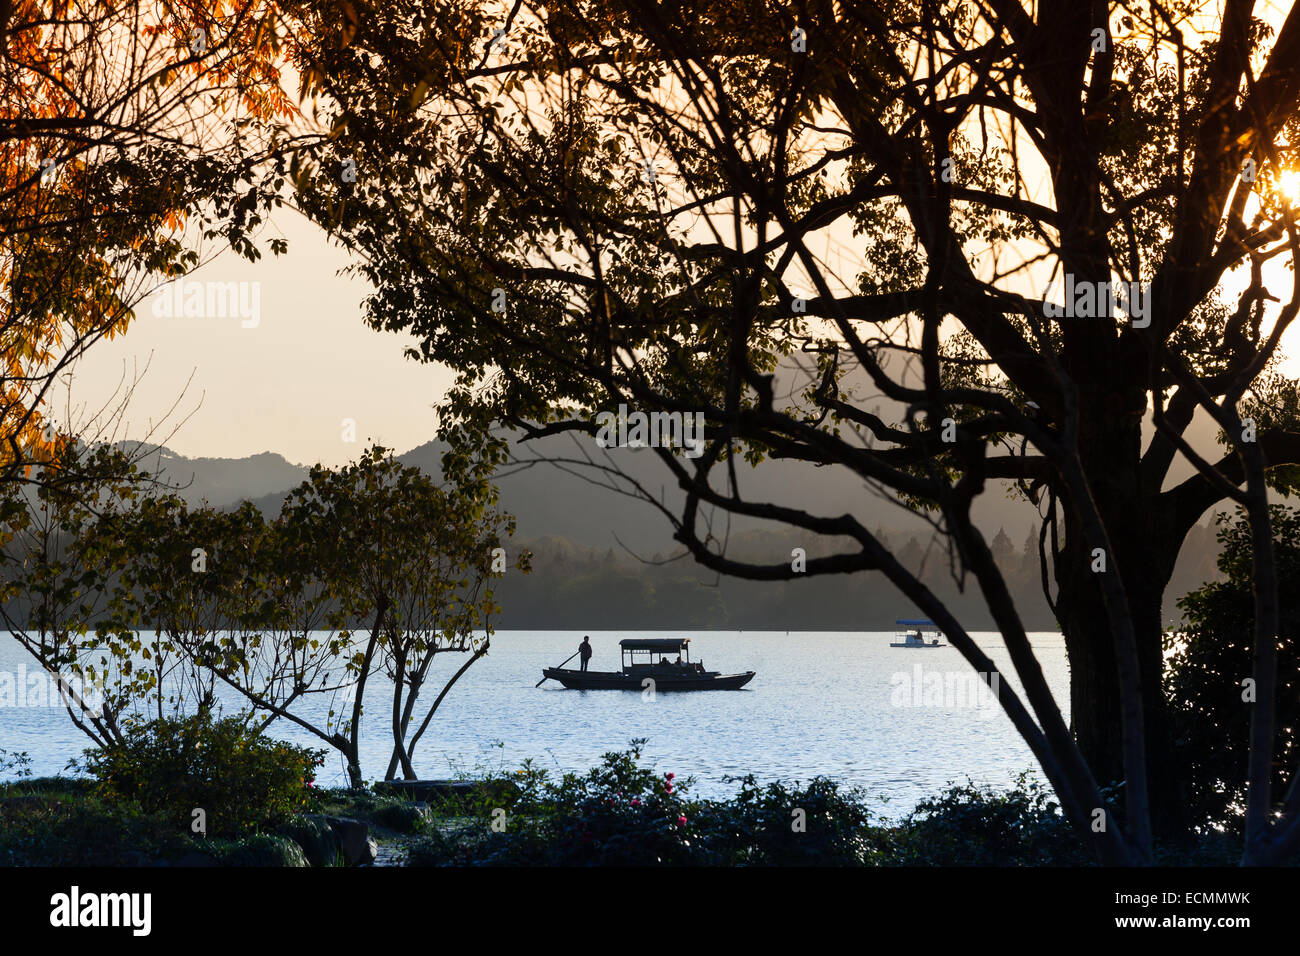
(288, 0), (1300, 863)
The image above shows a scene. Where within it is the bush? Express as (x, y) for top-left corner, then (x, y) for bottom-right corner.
(277, 815), (344, 866)
(691, 775), (877, 865)
(370, 800), (433, 834)
(409, 742), (695, 865)
(82, 713), (325, 838)
(2, 776), (94, 796)
(0, 790), (196, 866)
(408, 741), (881, 866)
(210, 833), (310, 867)
(882, 775), (1091, 866)
(1166, 506), (1300, 832)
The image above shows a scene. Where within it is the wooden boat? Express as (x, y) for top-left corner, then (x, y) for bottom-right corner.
(890, 619), (946, 647)
(542, 638), (755, 690)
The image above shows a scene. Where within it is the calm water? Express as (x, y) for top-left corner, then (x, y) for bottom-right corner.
(0, 630), (1068, 819)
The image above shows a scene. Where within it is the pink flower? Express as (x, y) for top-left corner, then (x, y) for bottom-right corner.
(630, 798), (641, 807)
(665, 773), (675, 781)
(676, 815), (687, 827)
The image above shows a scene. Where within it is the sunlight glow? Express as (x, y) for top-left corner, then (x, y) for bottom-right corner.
(1279, 170), (1300, 204)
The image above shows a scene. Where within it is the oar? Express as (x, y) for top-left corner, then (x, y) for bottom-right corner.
(536, 651), (580, 687)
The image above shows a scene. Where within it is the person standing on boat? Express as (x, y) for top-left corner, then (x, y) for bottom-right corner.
(579, 636), (592, 672)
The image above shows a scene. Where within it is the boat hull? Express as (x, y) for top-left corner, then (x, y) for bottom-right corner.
(542, 668), (755, 690)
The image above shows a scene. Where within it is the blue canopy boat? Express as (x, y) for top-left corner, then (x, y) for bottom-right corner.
(890, 619), (946, 647)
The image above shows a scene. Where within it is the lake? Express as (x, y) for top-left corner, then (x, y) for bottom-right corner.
(0, 629), (1069, 820)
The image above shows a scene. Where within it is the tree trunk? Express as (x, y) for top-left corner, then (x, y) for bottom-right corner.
(1058, 568), (1187, 842)
(344, 599), (387, 790)
(1053, 397), (1189, 844)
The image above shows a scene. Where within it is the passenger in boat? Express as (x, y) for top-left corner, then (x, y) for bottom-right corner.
(579, 636), (592, 672)
(674, 655), (684, 668)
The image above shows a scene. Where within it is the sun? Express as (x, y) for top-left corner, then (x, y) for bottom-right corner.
(1278, 170), (1300, 203)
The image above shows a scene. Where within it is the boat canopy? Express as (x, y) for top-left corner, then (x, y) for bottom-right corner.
(895, 619), (937, 627)
(619, 638), (691, 651)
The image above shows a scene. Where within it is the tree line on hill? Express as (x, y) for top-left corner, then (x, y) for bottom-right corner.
(491, 522), (1223, 631)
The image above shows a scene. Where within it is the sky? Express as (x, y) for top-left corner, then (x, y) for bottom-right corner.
(59, 211), (456, 467)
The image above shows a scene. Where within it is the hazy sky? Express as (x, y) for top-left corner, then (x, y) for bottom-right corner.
(61, 211), (456, 467)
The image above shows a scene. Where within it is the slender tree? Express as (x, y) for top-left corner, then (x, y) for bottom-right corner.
(199, 446), (525, 787)
(0, 443), (147, 747)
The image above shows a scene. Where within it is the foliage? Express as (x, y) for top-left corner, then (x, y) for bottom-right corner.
(211, 444), (528, 786)
(81, 713), (324, 838)
(1166, 506), (1300, 832)
(0, 781), (196, 866)
(0, 747), (31, 779)
(408, 741), (879, 866)
(0, 0), (306, 478)
(407, 748), (1243, 866)
(696, 775), (877, 865)
(206, 833), (311, 867)
(0, 443), (151, 748)
(883, 775), (1092, 866)
(8, 442), (529, 788)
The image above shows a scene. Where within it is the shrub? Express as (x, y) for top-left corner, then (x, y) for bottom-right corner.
(882, 775), (1091, 866)
(409, 741), (699, 865)
(370, 800), (433, 834)
(1, 776), (93, 796)
(210, 833), (310, 867)
(1165, 506), (1300, 832)
(408, 741), (880, 866)
(0, 790), (195, 866)
(692, 775), (878, 865)
(405, 747), (1131, 866)
(82, 713), (325, 838)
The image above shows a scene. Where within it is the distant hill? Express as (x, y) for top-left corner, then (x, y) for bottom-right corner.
(123, 432), (1225, 629)
(124, 443), (309, 508)
(224, 432), (1045, 553)
(397, 435), (1047, 553)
